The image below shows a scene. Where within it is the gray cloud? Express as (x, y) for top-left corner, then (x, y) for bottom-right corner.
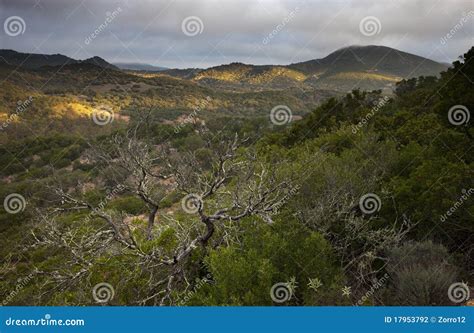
(0, 0), (472, 68)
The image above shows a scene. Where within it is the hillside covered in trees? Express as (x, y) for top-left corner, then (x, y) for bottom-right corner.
(0, 47), (472, 306)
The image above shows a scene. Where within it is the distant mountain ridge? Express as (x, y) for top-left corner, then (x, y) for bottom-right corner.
(288, 45), (447, 79)
(161, 45), (449, 92)
(114, 62), (168, 72)
(0, 45), (449, 93)
(0, 49), (118, 70)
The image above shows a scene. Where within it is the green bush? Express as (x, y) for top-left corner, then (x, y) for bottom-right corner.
(189, 217), (345, 305)
(108, 195), (146, 215)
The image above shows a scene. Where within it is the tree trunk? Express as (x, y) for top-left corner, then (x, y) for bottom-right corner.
(146, 205), (158, 240)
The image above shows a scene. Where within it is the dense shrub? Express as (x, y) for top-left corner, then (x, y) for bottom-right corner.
(384, 241), (458, 305)
(189, 218), (345, 305)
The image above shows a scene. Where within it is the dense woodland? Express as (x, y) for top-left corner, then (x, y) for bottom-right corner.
(0, 47), (472, 306)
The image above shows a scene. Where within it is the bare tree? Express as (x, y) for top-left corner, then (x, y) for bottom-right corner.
(88, 123), (173, 240)
(33, 130), (295, 305)
(155, 132), (294, 304)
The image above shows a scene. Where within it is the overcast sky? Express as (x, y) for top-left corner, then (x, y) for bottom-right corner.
(0, 0), (473, 68)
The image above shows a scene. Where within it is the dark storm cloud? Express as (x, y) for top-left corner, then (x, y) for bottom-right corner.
(0, 0), (472, 68)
